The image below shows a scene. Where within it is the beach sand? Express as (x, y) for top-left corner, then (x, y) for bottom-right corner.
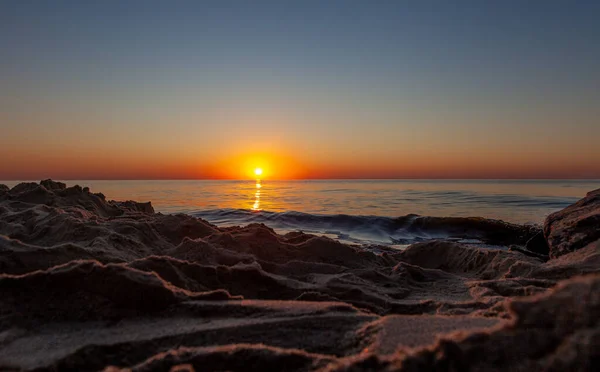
(1, 180), (599, 371)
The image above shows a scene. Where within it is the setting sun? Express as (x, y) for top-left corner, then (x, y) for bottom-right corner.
(254, 168), (263, 177)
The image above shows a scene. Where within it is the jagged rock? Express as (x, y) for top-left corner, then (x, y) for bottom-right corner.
(0, 260), (237, 325)
(544, 188), (600, 258)
(40, 179), (66, 191)
(114, 200), (155, 214)
(0, 181), (599, 371)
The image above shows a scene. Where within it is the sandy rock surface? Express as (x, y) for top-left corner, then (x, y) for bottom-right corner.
(0, 180), (598, 371)
(545, 188), (600, 258)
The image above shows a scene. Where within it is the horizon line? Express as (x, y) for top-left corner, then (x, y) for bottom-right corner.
(2, 177), (600, 182)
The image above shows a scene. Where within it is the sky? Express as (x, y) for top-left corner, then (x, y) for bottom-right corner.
(1, 0), (599, 180)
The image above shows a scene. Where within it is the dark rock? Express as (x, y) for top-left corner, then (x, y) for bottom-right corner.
(508, 245), (548, 261)
(0, 260), (238, 325)
(10, 182), (42, 194)
(114, 201), (155, 214)
(524, 231), (550, 255)
(62, 185), (84, 195)
(544, 188), (600, 258)
(7, 182), (55, 204)
(40, 179), (67, 191)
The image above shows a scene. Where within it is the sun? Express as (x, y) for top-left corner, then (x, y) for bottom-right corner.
(254, 168), (263, 177)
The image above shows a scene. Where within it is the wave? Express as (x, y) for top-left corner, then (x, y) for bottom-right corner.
(190, 209), (541, 247)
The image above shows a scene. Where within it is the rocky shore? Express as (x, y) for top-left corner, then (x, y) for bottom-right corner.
(1, 180), (598, 371)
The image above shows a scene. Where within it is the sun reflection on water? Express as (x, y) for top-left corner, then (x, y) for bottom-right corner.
(252, 179), (261, 211)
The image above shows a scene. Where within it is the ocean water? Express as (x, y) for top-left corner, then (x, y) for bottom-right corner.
(3, 179), (598, 246)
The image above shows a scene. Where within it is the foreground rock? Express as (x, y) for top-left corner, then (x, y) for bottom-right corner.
(324, 274), (600, 371)
(545, 188), (600, 258)
(0, 180), (598, 371)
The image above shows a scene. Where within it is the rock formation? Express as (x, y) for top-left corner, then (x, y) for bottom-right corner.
(0, 181), (598, 371)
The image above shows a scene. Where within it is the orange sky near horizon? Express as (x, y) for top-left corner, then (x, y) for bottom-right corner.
(2, 99), (599, 180)
(1, 140), (599, 180)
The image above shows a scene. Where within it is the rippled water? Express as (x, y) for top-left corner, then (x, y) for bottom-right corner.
(3, 179), (598, 245)
(4, 179), (596, 223)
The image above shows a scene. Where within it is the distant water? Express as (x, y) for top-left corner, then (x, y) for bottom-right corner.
(3, 179), (598, 246)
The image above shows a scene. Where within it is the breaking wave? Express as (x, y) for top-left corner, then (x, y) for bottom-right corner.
(191, 209), (540, 246)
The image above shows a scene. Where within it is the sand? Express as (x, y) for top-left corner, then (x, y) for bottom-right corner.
(0, 180), (598, 371)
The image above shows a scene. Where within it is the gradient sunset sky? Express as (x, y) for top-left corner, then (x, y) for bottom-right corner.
(1, 1), (599, 180)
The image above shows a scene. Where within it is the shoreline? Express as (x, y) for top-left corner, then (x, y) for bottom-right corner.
(1, 180), (599, 371)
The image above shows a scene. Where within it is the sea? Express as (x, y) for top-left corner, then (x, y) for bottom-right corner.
(3, 179), (598, 246)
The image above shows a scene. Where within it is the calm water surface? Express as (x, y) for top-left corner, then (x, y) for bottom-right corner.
(4, 179), (597, 222)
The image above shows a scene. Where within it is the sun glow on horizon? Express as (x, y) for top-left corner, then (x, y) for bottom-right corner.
(204, 151), (308, 180)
